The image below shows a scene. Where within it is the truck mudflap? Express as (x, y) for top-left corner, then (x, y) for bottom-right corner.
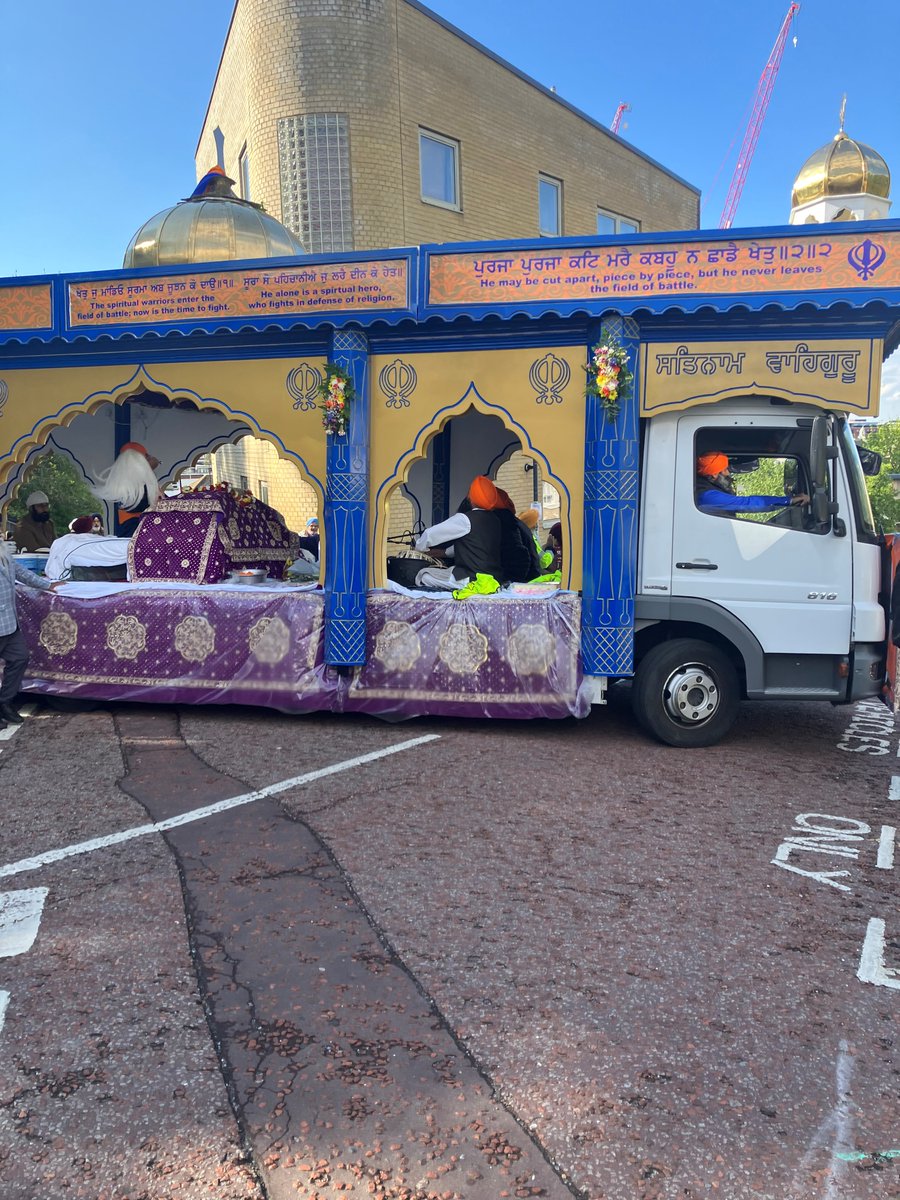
(882, 532), (898, 710)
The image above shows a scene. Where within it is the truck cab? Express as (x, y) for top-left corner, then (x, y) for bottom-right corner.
(633, 399), (885, 745)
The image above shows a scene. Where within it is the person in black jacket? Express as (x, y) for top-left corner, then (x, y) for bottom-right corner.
(494, 488), (541, 582)
(412, 475), (504, 589)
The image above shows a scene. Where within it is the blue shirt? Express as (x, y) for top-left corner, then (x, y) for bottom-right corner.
(697, 488), (791, 514)
(0, 554), (52, 636)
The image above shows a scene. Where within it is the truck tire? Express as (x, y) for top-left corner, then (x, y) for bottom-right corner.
(632, 637), (740, 748)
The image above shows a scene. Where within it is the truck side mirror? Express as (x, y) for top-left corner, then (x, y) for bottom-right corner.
(858, 446), (883, 476)
(809, 415), (836, 527)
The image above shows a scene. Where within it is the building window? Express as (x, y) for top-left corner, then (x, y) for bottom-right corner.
(239, 474), (249, 492)
(258, 479), (269, 505)
(539, 175), (561, 236)
(597, 209), (640, 236)
(277, 113), (353, 253)
(419, 130), (460, 210)
(238, 145), (250, 200)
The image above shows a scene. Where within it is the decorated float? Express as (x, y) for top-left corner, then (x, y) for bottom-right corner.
(2, 177), (898, 742)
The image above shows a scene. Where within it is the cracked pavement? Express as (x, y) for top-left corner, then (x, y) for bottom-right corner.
(1, 692), (898, 1199)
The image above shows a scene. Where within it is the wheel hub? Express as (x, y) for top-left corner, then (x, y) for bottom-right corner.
(662, 662), (719, 725)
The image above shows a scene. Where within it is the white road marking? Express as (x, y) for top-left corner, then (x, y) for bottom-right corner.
(0, 888), (48, 957)
(0, 887), (49, 1042)
(857, 918), (900, 990)
(0, 734), (441, 881)
(890, 775), (900, 798)
(792, 1039), (856, 1199)
(876, 825), (896, 870)
(0, 703), (36, 746)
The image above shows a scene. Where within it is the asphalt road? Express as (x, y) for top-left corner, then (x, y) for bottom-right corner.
(0, 688), (897, 1200)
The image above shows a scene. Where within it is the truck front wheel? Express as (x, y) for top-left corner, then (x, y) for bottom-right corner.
(632, 638), (740, 748)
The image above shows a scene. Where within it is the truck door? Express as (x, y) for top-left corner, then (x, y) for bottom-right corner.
(671, 411), (853, 656)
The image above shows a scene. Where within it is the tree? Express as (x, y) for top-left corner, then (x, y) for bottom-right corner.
(6, 453), (98, 535)
(860, 421), (900, 532)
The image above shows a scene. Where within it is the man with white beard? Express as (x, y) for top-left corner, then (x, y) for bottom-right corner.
(92, 442), (163, 536)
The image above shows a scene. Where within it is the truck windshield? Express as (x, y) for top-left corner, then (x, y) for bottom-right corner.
(837, 417), (878, 542)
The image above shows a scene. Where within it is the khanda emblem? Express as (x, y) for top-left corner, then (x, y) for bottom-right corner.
(848, 239), (887, 282)
(286, 363), (322, 411)
(529, 352), (571, 405)
(379, 358), (417, 409)
(0, 379), (7, 417)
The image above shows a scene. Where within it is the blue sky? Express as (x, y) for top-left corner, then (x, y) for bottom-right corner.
(3, 0), (900, 410)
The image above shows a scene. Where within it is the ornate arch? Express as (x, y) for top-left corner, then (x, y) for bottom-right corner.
(372, 382), (571, 587)
(0, 364), (324, 510)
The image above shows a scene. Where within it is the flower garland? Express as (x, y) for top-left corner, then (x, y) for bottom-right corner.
(319, 363), (354, 437)
(186, 482), (255, 507)
(585, 332), (633, 420)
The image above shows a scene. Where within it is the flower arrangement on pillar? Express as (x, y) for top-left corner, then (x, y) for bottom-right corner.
(319, 363), (354, 436)
(585, 331), (633, 420)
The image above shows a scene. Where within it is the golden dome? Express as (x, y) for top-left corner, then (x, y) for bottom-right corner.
(124, 174), (304, 268)
(792, 132), (891, 208)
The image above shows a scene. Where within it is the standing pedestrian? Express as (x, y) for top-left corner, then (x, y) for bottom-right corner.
(0, 541), (61, 726)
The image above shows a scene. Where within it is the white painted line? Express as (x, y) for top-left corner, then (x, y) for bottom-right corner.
(877, 826), (896, 870)
(0, 734), (441, 881)
(0, 991), (8, 1035)
(890, 775), (900, 799)
(857, 918), (900, 990)
(0, 888), (48, 957)
(792, 1039), (856, 1197)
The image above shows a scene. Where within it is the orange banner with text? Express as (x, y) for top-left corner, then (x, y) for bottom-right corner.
(428, 230), (900, 307)
(68, 260), (409, 328)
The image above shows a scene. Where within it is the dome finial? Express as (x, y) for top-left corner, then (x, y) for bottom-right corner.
(836, 93), (847, 140)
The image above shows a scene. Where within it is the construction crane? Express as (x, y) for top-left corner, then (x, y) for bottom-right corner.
(718, 2), (799, 229)
(610, 103), (630, 135)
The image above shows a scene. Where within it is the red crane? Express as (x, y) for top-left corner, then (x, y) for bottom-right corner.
(718, 2), (799, 229)
(610, 103), (630, 134)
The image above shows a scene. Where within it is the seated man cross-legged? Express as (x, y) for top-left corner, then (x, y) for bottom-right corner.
(413, 475), (504, 591)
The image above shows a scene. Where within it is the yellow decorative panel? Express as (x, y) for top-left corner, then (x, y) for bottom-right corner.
(368, 345), (586, 589)
(0, 358), (327, 498)
(640, 339), (881, 418)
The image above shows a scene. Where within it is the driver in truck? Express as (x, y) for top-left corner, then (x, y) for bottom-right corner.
(695, 452), (809, 514)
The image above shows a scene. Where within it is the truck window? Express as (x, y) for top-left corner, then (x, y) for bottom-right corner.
(694, 428), (822, 532)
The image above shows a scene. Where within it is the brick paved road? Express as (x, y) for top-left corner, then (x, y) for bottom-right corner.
(1, 689), (897, 1199)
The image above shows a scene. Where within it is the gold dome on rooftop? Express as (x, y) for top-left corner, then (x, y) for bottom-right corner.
(123, 167), (304, 268)
(792, 131), (890, 209)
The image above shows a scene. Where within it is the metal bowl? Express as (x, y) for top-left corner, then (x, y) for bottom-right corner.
(228, 568), (268, 584)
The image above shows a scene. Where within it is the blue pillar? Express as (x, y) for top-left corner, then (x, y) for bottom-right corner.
(324, 328), (370, 667)
(431, 426), (451, 525)
(581, 314), (640, 678)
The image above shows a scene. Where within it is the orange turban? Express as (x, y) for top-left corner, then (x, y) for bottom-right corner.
(121, 441), (148, 456)
(697, 452), (729, 478)
(468, 475), (499, 510)
(517, 508), (539, 530)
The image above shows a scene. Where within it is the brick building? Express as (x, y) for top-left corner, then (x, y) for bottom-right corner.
(196, 0), (698, 253)
(195, 0), (698, 543)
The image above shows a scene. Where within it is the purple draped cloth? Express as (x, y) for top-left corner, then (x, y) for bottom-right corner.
(17, 585), (336, 712)
(17, 588), (587, 720)
(344, 592), (586, 719)
(129, 489), (297, 584)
